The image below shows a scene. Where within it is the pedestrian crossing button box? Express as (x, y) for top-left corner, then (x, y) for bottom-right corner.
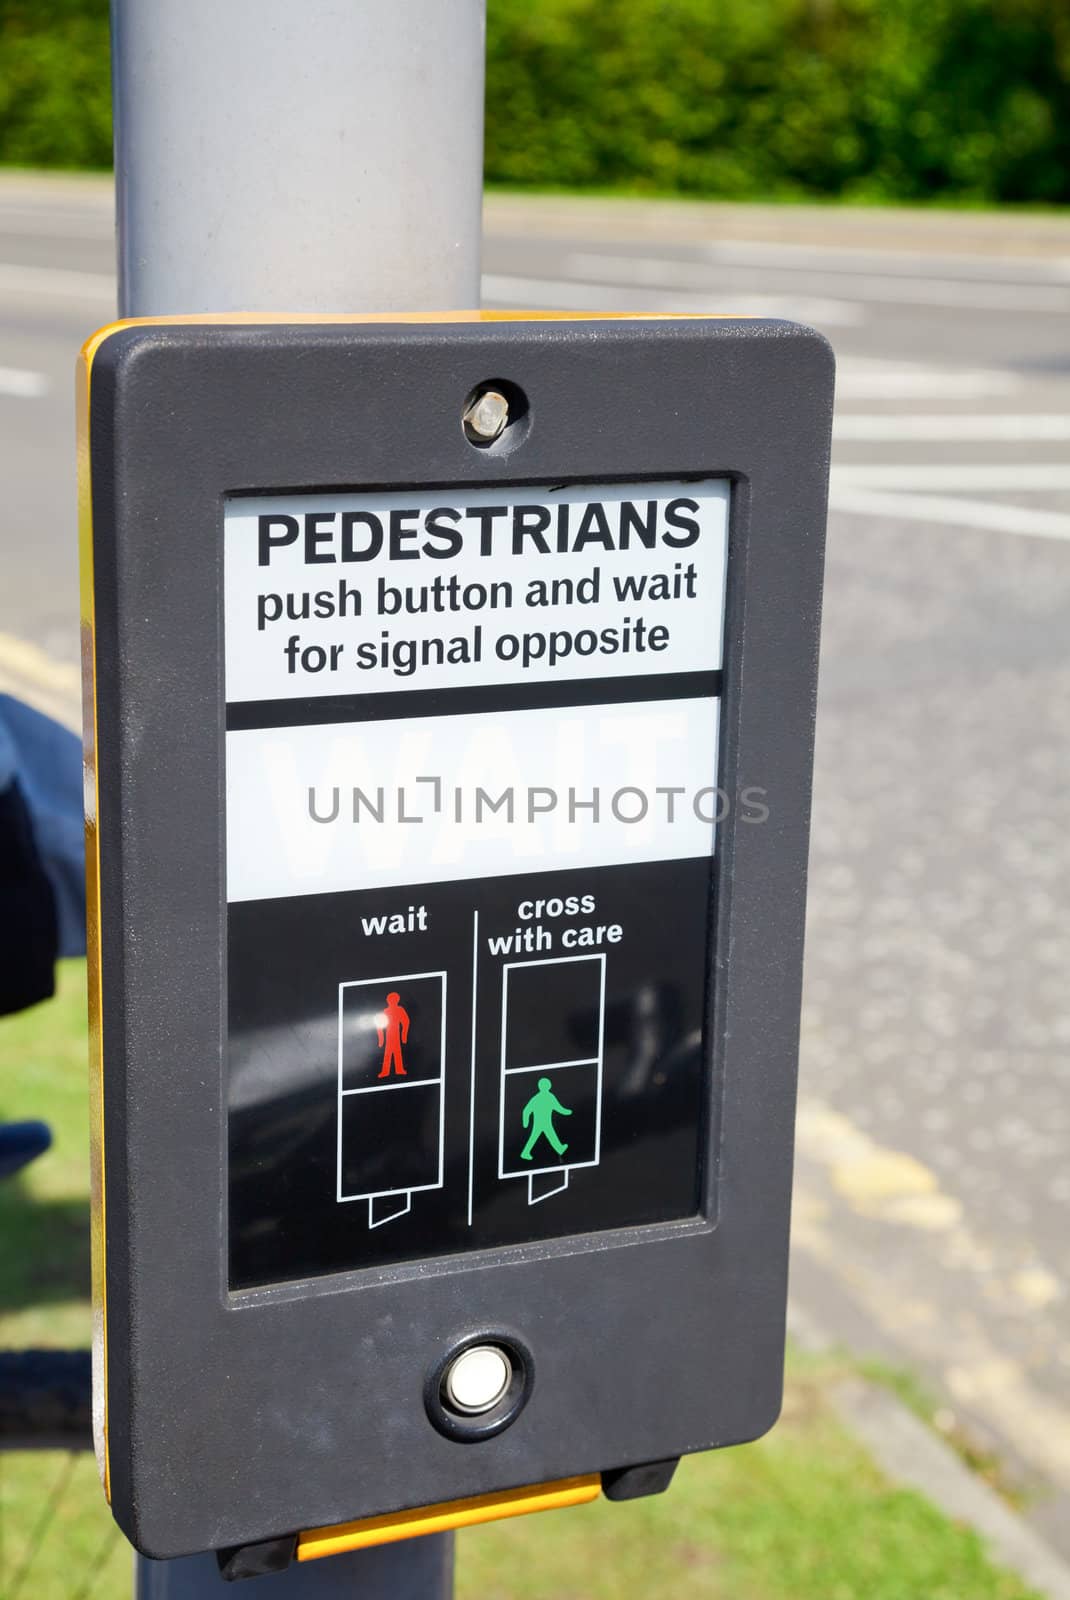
(79, 312), (833, 1559)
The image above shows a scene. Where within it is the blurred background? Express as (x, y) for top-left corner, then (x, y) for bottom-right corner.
(1, 2), (1068, 1597)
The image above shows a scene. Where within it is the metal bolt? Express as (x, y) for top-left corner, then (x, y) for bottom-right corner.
(463, 388), (510, 442)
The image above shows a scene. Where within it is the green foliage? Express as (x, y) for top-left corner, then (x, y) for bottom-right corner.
(0, 961), (92, 1350)
(0, 1), (111, 168)
(459, 1392), (1043, 1600)
(1, 1), (1068, 199)
(0, 1452), (129, 1600)
(0, 966), (1044, 1600)
(485, 0), (1070, 202)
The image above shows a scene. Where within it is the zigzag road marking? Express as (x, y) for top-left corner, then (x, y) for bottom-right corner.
(0, 366), (49, 398)
(835, 412), (1070, 441)
(829, 487), (1070, 542)
(834, 464), (1070, 491)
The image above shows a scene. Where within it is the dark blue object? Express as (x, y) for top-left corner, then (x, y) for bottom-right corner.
(0, 694), (86, 962)
(0, 1120), (52, 1181)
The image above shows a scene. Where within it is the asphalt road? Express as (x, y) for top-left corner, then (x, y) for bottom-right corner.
(2, 176), (1069, 1554)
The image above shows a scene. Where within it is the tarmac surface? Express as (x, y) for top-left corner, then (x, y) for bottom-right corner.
(1, 175), (1068, 1556)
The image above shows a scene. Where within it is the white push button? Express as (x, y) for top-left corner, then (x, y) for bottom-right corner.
(443, 1345), (512, 1415)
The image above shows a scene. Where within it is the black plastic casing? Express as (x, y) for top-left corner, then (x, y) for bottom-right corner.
(82, 316), (834, 1557)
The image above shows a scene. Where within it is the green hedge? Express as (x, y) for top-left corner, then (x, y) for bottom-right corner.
(486, 0), (1070, 202)
(0, 2), (110, 168)
(3, 0), (1069, 201)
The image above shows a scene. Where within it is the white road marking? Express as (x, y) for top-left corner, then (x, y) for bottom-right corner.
(835, 412), (1070, 441)
(0, 261), (115, 301)
(829, 487), (1070, 543)
(564, 251), (1070, 314)
(0, 366), (49, 398)
(834, 464), (1070, 491)
(836, 360), (1023, 400)
(701, 237), (1070, 283)
(480, 271), (865, 326)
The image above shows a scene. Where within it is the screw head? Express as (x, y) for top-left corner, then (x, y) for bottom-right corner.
(463, 388), (510, 442)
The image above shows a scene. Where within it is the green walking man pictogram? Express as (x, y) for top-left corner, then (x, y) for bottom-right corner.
(520, 1076), (573, 1162)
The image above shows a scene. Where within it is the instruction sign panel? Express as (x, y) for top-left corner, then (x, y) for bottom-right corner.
(226, 479), (730, 1286)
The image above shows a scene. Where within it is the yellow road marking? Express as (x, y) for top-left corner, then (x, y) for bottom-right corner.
(0, 632), (81, 730)
(794, 1096), (1070, 1489)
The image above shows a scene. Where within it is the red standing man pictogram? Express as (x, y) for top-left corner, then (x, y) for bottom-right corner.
(376, 991), (410, 1079)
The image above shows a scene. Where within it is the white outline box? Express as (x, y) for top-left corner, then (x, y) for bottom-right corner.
(336, 970), (447, 1204)
(498, 954), (606, 1181)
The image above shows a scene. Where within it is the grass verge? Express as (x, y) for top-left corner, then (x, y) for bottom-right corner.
(1, 963), (1043, 1600)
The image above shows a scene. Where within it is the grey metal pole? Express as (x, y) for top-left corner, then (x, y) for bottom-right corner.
(135, 1541), (455, 1600)
(111, 0), (486, 315)
(109, 0), (484, 1591)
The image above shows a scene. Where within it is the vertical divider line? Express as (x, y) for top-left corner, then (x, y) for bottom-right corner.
(466, 911), (479, 1227)
(437, 973), (448, 1190)
(593, 954), (607, 1164)
(336, 983), (345, 1202)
